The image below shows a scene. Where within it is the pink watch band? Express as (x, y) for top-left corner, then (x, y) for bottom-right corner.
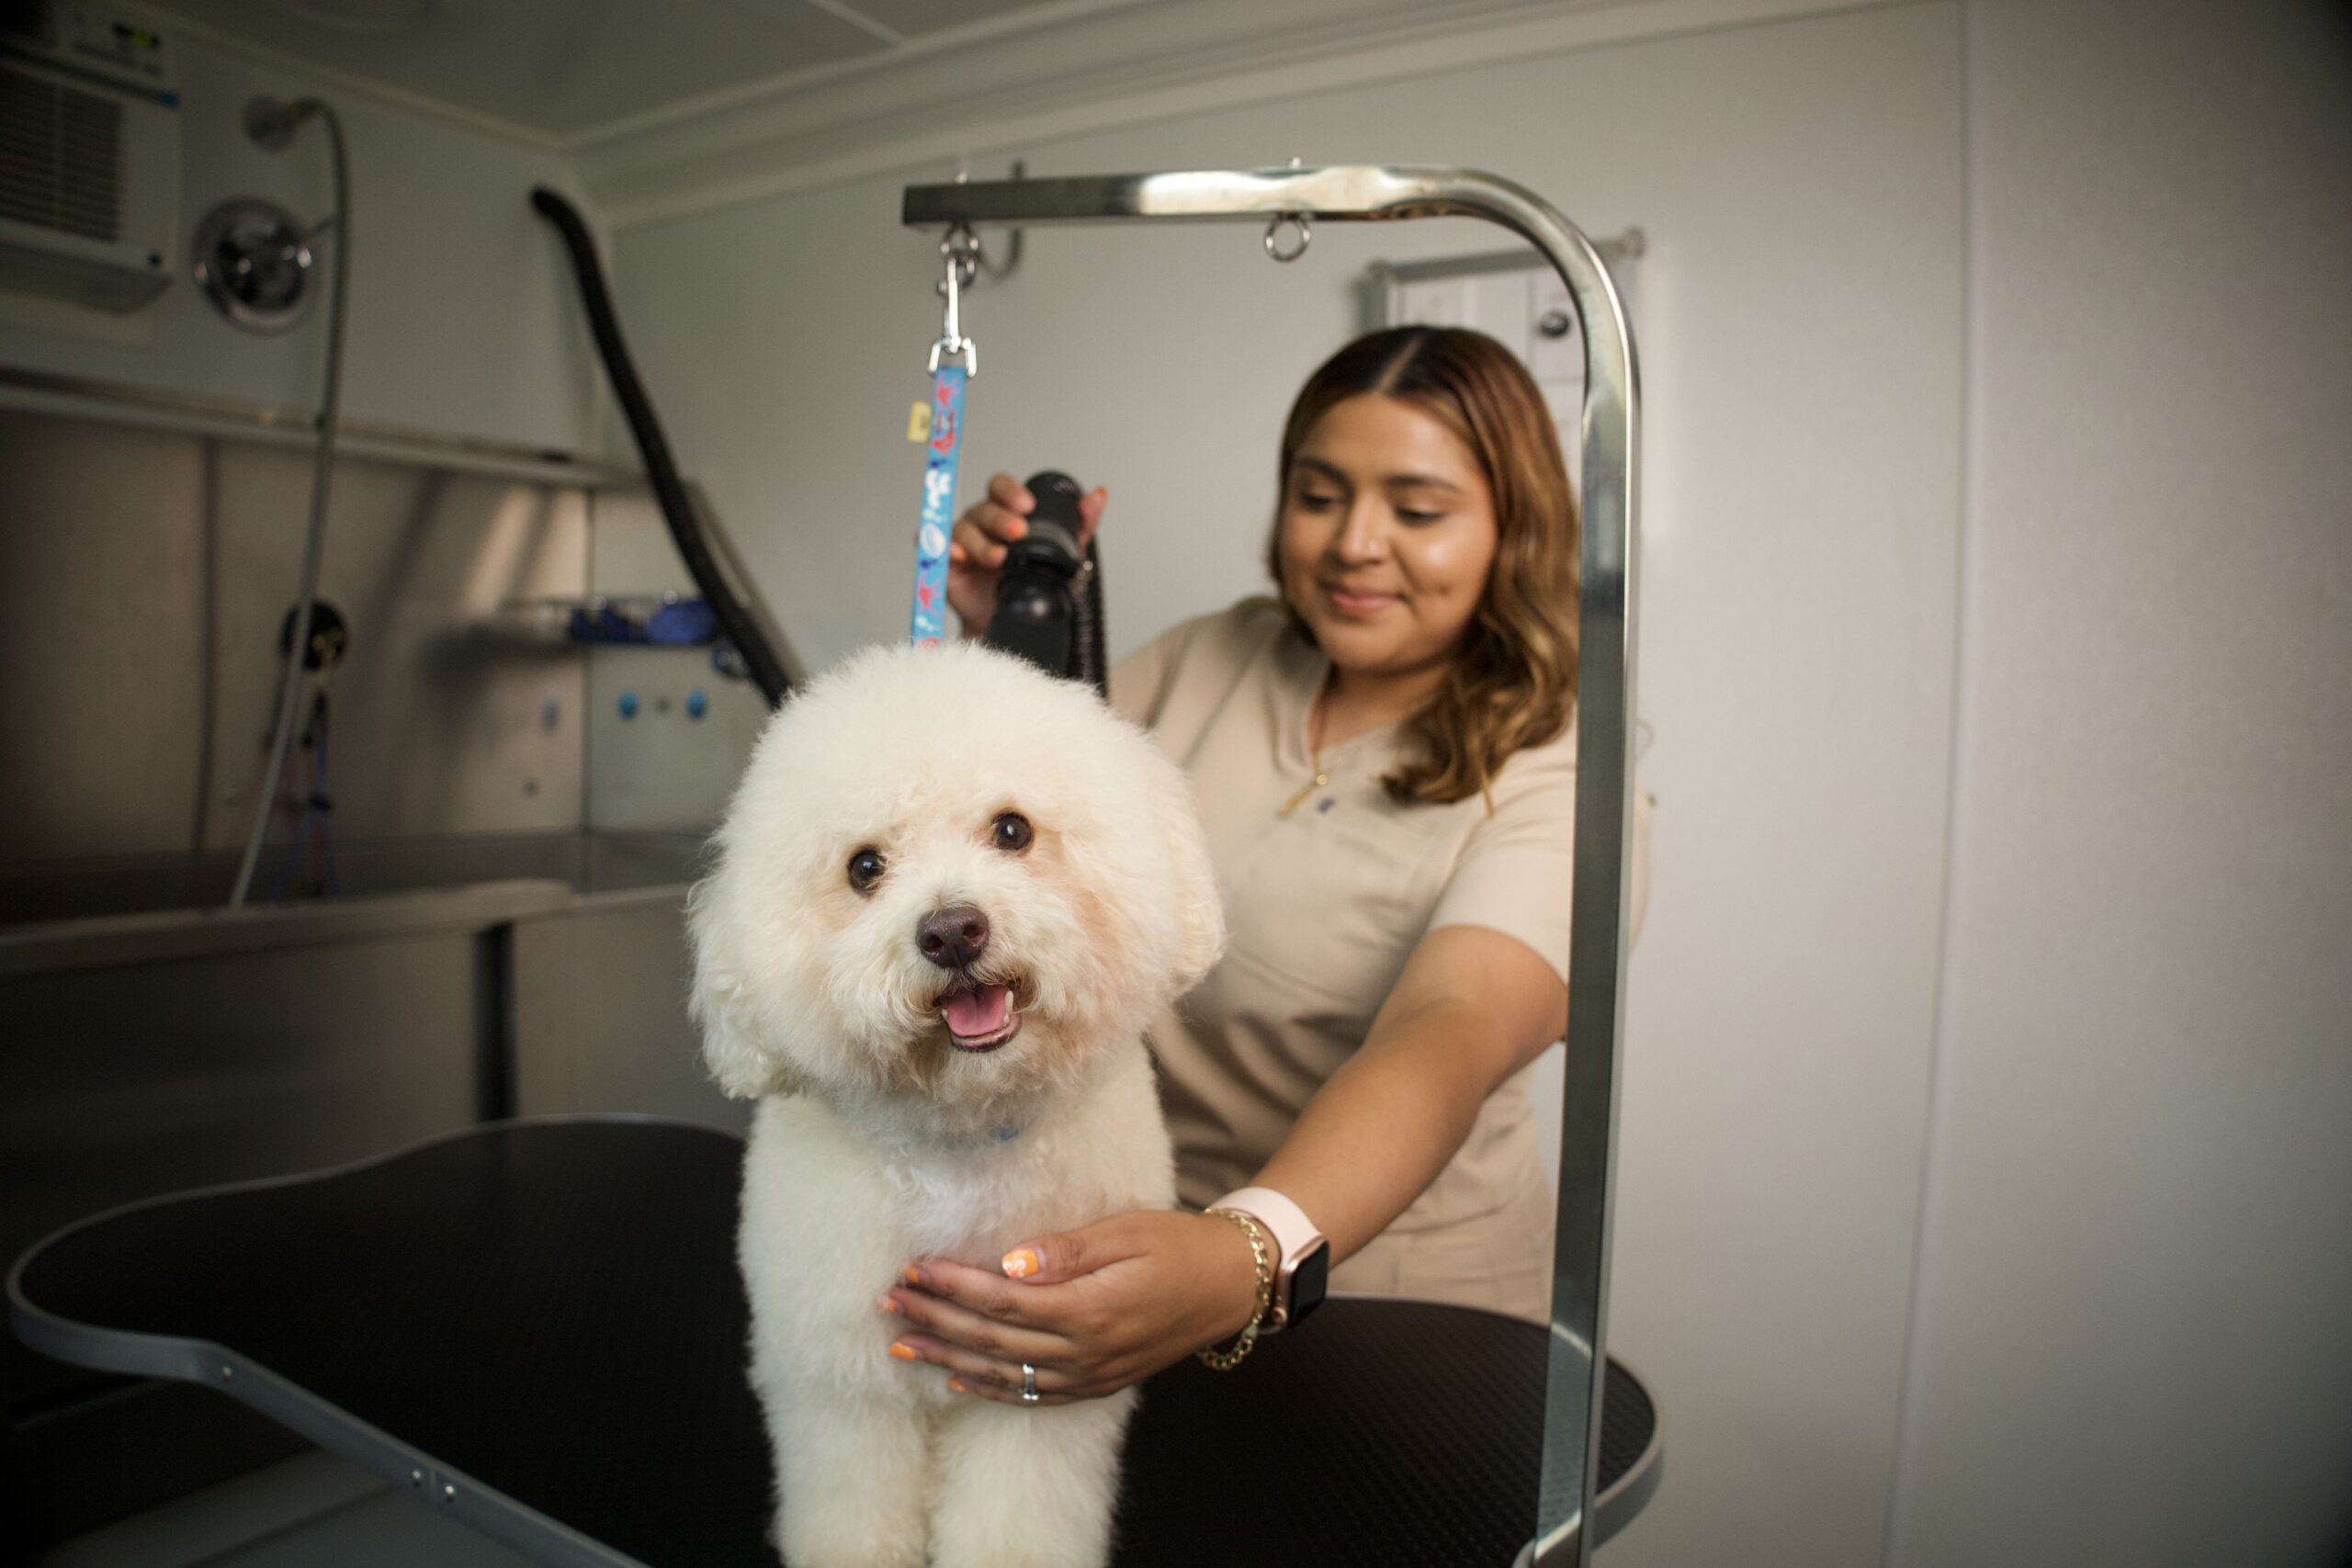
(1209, 1186), (1327, 1331)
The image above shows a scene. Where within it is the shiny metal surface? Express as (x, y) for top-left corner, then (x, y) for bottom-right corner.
(0, 407), (594, 868)
(0, 833), (738, 1543)
(0, 364), (644, 487)
(583, 485), (781, 833)
(902, 165), (1640, 1566)
(0, 880), (522, 1438)
(511, 881), (750, 1133)
(927, 224), (978, 375)
(1262, 211), (1310, 263)
(0, 385), (763, 1539)
(242, 96), (312, 153)
(686, 479), (806, 691)
(190, 197), (316, 334)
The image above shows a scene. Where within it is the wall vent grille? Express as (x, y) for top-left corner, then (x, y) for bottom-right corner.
(0, 65), (123, 243)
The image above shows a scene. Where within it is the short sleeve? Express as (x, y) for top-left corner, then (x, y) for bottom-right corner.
(1107, 599), (1282, 730)
(1425, 744), (1654, 985)
(1107, 630), (1177, 728)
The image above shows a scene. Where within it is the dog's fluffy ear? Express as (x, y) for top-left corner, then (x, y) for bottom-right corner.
(686, 876), (807, 1100)
(1150, 759), (1227, 993)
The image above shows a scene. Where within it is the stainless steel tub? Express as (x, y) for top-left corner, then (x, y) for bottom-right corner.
(0, 829), (740, 1548)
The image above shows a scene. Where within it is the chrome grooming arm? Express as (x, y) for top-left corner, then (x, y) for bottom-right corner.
(901, 165), (1640, 1568)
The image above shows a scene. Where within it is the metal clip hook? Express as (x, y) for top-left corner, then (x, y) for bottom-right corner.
(1263, 212), (1311, 264)
(929, 223), (980, 375)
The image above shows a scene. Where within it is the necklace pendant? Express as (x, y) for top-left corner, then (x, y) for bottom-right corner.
(1277, 769), (1330, 818)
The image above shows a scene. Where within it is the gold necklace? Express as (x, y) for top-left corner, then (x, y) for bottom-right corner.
(1278, 683), (1331, 818)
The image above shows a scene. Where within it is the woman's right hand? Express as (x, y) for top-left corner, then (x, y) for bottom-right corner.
(948, 472), (1109, 632)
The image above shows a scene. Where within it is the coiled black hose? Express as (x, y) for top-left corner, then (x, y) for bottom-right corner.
(1074, 541), (1107, 698)
(530, 187), (795, 707)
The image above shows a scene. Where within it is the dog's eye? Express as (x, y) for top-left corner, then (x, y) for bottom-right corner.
(846, 848), (887, 893)
(990, 813), (1034, 853)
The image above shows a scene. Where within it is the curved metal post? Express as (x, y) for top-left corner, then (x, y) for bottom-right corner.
(903, 167), (1639, 1567)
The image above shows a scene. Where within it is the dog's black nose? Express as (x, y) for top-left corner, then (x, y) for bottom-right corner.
(918, 904), (989, 969)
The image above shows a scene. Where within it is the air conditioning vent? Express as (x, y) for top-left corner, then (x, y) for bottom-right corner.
(0, 65), (122, 243)
(0, 6), (175, 313)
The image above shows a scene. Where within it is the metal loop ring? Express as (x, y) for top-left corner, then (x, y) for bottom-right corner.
(1020, 1362), (1040, 1404)
(929, 220), (978, 375)
(926, 335), (976, 376)
(940, 222), (981, 291)
(1263, 212), (1311, 264)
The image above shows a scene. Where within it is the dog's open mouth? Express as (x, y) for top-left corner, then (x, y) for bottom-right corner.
(936, 977), (1023, 1053)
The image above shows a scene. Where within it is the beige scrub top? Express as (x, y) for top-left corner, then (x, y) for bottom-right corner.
(1111, 597), (1652, 1326)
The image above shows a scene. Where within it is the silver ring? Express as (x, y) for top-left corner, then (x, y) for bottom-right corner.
(1020, 1362), (1039, 1404)
(1263, 212), (1310, 264)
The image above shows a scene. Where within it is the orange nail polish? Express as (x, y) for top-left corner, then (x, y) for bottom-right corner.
(888, 1341), (919, 1361)
(876, 1295), (899, 1314)
(947, 1378), (968, 1393)
(903, 1265), (925, 1286)
(1001, 1247), (1040, 1280)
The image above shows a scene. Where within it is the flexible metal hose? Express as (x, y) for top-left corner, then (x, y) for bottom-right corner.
(229, 101), (348, 908)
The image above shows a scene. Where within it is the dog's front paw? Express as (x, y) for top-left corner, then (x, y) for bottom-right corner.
(928, 1397), (1134, 1568)
(775, 1499), (926, 1568)
(766, 1398), (930, 1568)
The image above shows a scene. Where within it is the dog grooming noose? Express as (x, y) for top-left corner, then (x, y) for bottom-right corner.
(910, 225), (977, 649)
(910, 222), (1107, 692)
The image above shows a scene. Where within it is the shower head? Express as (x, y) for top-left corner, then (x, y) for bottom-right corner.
(244, 96), (322, 151)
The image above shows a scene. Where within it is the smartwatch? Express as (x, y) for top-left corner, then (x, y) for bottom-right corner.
(1209, 1186), (1329, 1331)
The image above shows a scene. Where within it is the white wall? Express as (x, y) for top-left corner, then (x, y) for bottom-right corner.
(1888, 4), (2352, 1565)
(612, 8), (1965, 1567)
(0, 34), (599, 454)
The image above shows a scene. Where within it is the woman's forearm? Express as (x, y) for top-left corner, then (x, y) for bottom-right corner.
(1237, 925), (1567, 1267)
(1248, 1001), (1506, 1264)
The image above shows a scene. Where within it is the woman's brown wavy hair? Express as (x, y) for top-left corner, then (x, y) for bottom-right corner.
(1268, 326), (1580, 807)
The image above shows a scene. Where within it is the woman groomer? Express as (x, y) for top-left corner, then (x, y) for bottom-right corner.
(883, 326), (1653, 1405)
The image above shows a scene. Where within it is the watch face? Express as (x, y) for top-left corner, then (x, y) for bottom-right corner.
(1292, 1240), (1329, 1324)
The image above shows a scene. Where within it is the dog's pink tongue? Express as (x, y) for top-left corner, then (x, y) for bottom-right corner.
(944, 984), (1011, 1037)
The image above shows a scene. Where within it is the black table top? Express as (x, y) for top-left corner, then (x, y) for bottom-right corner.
(10, 1118), (1656, 1567)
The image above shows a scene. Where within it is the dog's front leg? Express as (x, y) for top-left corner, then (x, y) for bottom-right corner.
(758, 1376), (931, 1568)
(927, 1390), (1136, 1568)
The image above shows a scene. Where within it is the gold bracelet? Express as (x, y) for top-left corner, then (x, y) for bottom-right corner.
(1195, 1208), (1273, 1371)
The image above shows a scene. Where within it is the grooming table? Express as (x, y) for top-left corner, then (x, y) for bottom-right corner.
(8, 1118), (1660, 1567)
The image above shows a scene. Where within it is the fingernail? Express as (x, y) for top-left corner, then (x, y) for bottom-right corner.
(903, 1265), (926, 1287)
(888, 1341), (919, 1361)
(876, 1295), (899, 1314)
(1001, 1247), (1040, 1280)
(947, 1378), (968, 1393)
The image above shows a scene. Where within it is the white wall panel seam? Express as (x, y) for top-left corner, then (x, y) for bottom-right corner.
(1878, 6), (1978, 1566)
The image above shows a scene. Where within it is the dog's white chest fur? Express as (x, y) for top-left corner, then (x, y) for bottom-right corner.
(741, 1043), (1174, 1304)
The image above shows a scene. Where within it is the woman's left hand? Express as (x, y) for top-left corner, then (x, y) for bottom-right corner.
(883, 1210), (1262, 1405)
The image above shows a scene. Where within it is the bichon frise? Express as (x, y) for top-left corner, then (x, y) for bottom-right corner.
(688, 641), (1224, 1568)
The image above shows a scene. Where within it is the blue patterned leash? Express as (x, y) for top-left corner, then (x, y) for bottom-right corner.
(911, 226), (978, 646)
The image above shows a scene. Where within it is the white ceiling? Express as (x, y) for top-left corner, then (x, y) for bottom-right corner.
(135, 0), (1590, 148)
(131, 0), (1793, 220)
(134, 0), (1178, 141)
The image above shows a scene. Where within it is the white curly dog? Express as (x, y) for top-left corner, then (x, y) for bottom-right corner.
(689, 641), (1224, 1568)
